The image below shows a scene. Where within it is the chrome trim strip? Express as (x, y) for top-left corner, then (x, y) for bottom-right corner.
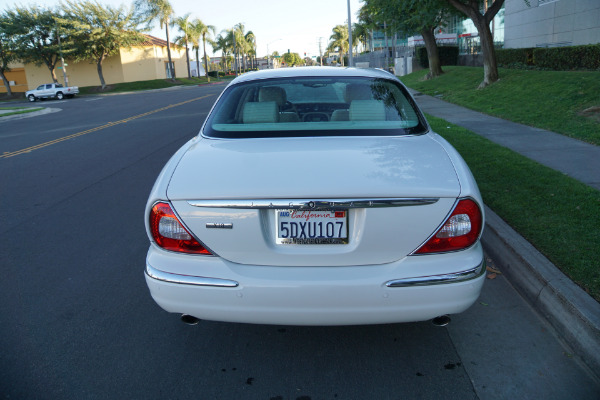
(385, 259), (486, 288)
(145, 264), (239, 288)
(187, 198), (439, 210)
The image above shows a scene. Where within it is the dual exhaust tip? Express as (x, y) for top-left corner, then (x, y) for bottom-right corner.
(180, 314), (451, 327)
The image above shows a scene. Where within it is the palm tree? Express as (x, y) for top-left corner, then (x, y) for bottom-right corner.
(229, 23), (254, 73)
(213, 32), (231, 72)
(328, 24), (349, 66)
(353, 22), (369, 54)
(189, 19), (215, 81)
(135, 0), (175, 80)
(172, 13), (192, 78)
(244, 31), (255, 70)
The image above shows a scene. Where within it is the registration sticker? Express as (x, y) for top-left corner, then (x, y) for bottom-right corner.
(276, 210), (348, 244)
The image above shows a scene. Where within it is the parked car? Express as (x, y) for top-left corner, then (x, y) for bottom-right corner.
(25, 83), (79, 102)
(144, 67), (486, 326)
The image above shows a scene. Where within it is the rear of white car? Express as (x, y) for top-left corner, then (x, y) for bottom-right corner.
(144, 67), (485, 326)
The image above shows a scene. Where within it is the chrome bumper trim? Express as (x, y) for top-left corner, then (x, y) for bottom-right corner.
(385, 259), (486, 288)
(187, 198), (439, 210)
(145, 264), (239, 288)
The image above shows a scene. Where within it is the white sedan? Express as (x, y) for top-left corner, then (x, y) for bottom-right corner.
(144, 67), (485, 326)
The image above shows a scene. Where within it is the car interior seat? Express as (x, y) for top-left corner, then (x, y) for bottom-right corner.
(258, 87), (300, 122)
(331, 83), (374, 121)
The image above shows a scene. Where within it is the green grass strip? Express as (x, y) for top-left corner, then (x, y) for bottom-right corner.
(78, 76), (234, 95)
(401, 66), (600, 145)
(427, 114), (600, 301)
(0, 107), (43, 117)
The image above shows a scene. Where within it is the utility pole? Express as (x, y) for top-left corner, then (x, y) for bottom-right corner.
(347, 0), (353, 67)
(318, 37), (323, 66)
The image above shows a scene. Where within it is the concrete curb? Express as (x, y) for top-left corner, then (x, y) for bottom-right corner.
(482, 206), (600, 378)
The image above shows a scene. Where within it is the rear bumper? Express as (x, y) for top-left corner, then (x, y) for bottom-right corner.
(144, 243), (486, 326)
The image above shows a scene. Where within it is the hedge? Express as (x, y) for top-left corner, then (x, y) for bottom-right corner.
(416, 46), (459, 68)
(497, 44), (600, 70)
(496, 48), (534, 67)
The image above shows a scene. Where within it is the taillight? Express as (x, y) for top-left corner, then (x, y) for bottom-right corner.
(149, 202), (212, 255)
(414, 198), (483, 254)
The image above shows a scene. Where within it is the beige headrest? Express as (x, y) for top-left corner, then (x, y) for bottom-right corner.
(259, 87), (287, 106)
(243, 102), (278, 123)
(345, 83), (372, 102)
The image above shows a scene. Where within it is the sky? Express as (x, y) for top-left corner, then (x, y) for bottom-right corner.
(0, 0), (364, 58)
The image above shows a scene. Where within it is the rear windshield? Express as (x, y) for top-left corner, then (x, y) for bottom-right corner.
(203, 76), (427, 138)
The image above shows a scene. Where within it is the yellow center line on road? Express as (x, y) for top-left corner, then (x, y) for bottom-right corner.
(1, 94), (214, 159)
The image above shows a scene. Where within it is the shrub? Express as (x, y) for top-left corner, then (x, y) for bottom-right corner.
(533, 44), (600, 70)
(207, 71), (220, 78)
(498, 44), (600, 71)
(496, 48), (534, 66)
(416, 46), (459, 68)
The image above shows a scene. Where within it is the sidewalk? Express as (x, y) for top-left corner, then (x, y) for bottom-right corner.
(410, 89), (600, 379)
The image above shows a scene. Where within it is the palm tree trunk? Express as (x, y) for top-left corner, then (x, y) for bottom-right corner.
(185, 37), (191, 79)
(165, 23), (175, 81)
(196, 47), (201, 80)
(203, 35), (210, 82)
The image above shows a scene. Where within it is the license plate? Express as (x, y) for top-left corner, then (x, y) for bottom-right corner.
(276, 210), (348, 244)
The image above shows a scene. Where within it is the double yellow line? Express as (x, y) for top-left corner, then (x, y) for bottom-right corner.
(1, 94), (214, 159)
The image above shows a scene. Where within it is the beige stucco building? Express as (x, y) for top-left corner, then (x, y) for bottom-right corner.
(1, 35), (187, 93)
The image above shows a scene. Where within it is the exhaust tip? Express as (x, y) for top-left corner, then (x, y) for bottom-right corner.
(432, 315), (451, 327)
(181, 314), (201, 326)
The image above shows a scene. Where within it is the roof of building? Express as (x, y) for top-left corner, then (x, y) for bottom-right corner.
(139, 34), (181, 49)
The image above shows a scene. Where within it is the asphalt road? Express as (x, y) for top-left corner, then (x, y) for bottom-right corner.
(1, 85), (598, 400)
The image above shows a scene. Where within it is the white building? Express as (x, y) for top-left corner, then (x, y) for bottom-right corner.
(504, 0), (600, 48)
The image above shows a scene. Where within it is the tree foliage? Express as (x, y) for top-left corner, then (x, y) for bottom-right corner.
(172, 12), (193, 78)
(328, 24), (349, 66)
(214, 23), (254, 74)
(1, 6), (67, 83)
(282, 52), (302, 67)
(188, 19), (215, 80)
(360, 0), (456, 78)
(135, 0), (175, 79)
(0, 12), (19, 95)
(60, 0), (144, 88)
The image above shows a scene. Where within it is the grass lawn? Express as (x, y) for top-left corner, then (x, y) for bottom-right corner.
(427, 114), (600, 301)
(401, 66), (600, 145)
(78, 75), (234, 95)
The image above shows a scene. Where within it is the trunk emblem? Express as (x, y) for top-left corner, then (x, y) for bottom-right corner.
(206, 223), (233, 229)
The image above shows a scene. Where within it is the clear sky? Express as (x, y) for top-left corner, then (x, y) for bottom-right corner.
(0, 0), (364, 58)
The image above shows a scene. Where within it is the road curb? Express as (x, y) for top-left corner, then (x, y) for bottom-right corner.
(481, 206), (600, 378)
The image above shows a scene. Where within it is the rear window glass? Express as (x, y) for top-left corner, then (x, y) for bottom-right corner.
(203, 76), (427, 138)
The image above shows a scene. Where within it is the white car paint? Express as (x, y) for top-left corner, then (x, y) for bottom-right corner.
(144, 67), (486, 326)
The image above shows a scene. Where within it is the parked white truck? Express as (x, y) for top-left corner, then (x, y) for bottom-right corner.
(26, 83), (79, 102)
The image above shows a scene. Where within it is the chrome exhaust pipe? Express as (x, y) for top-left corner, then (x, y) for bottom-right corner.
(432, 315), (451, 327)
(180, 314), (200, 325)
